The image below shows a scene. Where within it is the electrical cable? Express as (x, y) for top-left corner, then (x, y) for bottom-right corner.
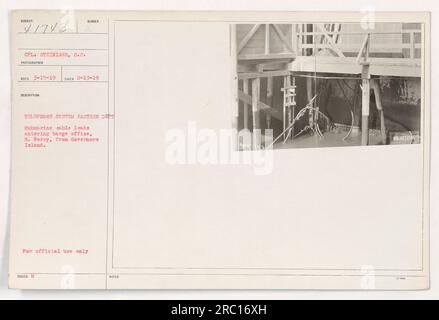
(335, 79), (356, 140)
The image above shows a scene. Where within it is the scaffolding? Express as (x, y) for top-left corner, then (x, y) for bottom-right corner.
(234, 23), (422, 148)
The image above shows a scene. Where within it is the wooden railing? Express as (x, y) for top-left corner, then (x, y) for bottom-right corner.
(293, 24), (422, 60)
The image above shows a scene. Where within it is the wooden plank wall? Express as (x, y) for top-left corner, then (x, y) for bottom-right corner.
(237, 24), (292, 55)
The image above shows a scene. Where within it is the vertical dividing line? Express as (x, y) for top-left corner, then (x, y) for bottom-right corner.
(230, 24), (239, 151)
(112, 20), (116, 271)
(229, 24), (231, 56)
(105, 18), (110, 289)
(283, 76), (288, 139)
(421, 22), (425, 271)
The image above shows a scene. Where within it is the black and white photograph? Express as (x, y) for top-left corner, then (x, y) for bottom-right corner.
(233, 23), (422, 150)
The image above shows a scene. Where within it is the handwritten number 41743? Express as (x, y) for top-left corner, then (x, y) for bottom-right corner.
(23, 22), (71, 33)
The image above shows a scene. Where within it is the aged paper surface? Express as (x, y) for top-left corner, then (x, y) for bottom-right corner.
(9, 10), (430, 289)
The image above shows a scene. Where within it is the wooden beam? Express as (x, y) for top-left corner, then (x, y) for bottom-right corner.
(237, 61), (288, 72)
(291, 24), (299, 56)
(361, 63), (371, 146)
(242, 79), (249, 130)
(272, 24), (294, 53)
(238, 90), (282, 121)
(286, 75), (293, 140)
(265, 24), (270, 54)
(252, 78), (260, 148)
(238, 24), (261, 54)
(410, 31), (415, 59)
(316, 23), (345, 57)
(290, 56), (421, 77)
(371, 79), (387, 144)
(266, 77), (274, 129)
(356, 33), (370, 63)
(307, 76), (314, 129)
(238, 70), (291, 80)
(238, 53), (295, 62)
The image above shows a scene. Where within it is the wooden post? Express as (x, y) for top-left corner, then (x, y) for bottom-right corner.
(361, 63), (370, 146)
(265, 24), (270, 55)
(243, 79), (249, 130)
(372, 79), (386, 144)
(314, 79), (319, 123)
(286, 76), (293, 139)
(306, 24), (313, 56)
(252, 77), (260, 149)
(360, 34), (370, 146)
(410, 31), (415, 59)
(266, 77), (273, 129)
(307, 76), (314, 129)
(291, 76), (296, 139)
(291, 24), (299, 56)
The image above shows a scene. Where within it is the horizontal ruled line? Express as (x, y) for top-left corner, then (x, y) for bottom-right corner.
(18, 32), (108, 35)
(13, 272), (427, 278)
(18, 64), (108, 67)
(18, 80), (108, 83)
(18, 48), (108, 51)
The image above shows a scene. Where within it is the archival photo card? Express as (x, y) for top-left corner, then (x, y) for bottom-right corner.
(8, 11), (430, 290)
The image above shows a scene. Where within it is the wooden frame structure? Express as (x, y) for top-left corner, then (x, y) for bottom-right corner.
(234, 24), (296, 149)
(233, 23), (422, 148)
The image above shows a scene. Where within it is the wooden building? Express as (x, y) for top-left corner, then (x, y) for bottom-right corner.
(233, 23), (422, 149)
